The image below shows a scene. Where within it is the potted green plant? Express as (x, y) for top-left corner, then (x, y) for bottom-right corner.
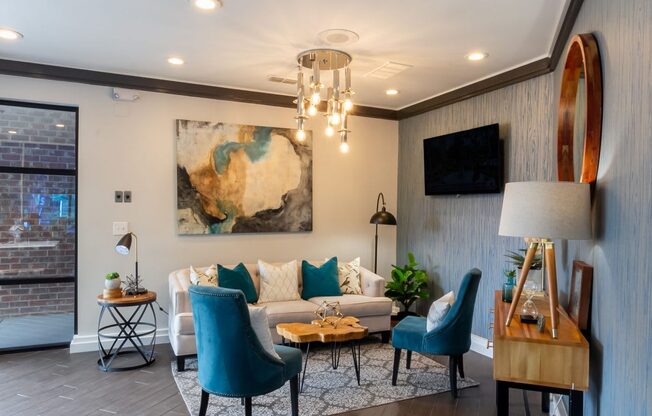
(104, 272), (121, 290)
(505, 248), (543, 288)
(384, 252), (429, 319)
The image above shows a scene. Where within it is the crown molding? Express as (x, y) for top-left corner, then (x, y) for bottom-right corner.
(0, 58), (398, 120)
(397, 0), (583, 119)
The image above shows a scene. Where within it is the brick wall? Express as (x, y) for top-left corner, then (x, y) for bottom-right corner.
(0, 104), (76, 317)
(0, 282), (74, 318)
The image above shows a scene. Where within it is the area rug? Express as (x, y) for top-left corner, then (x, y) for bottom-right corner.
(172, 342), (478, 415)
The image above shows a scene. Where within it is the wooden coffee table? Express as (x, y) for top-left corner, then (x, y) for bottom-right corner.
(277, 316), (368, 392)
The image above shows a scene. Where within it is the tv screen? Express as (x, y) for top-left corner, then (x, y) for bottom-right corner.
(423, 124), (502, 195)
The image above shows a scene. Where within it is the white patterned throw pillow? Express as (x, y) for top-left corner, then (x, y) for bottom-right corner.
(257, 260), (301, 303)
(326, 257), (362, 295)
(248, 305), (281, 359)
(189, 264), (217, 286)
(426, 291), (455, 332)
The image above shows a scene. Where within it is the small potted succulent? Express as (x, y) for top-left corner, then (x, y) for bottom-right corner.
(104, 272), (121, 290)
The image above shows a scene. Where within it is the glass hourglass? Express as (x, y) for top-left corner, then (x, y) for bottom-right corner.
(521, 280), (540, 318)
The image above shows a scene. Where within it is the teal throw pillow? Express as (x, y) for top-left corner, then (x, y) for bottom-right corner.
(217, 263), (258, 304)
(301, 257), (341, 300)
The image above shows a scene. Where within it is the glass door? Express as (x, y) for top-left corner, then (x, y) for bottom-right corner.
(0, 100), (77, 352)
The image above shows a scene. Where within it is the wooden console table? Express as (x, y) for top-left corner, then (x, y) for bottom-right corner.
(492, 291), (589, 415)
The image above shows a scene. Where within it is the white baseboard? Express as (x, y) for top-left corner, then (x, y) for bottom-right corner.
(470, 334), (493, 358)
(69, 328), (169, 353)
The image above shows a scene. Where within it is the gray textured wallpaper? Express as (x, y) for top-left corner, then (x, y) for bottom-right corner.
(398, 0), (652, 413)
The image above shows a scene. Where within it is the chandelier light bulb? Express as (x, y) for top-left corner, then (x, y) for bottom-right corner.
(330, 112), (341, 125)
(308, 105), (318, 116)
(344, 97), (353, 112)
(311, 91), (321, 105)
(339, 141), (350, 153)
(296, 129), (306, 142)
(325, 125), (334, 137)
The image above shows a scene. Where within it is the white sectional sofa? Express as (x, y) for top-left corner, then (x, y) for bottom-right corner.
(168, 261), (393, 370)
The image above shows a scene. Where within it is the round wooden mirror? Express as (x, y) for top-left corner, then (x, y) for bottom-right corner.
(557, 33), (603, 183)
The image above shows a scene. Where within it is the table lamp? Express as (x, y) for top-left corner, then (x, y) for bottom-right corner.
(370, 192), (397, 274)
(115, 232), (147, 295)
(498, 182), (591, 338)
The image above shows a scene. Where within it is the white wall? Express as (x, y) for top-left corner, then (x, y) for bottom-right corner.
(0, 74), (398, 346)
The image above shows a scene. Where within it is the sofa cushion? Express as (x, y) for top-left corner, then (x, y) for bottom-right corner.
(218, 263), (258, 304)
(307, 295), (392, 318)
(257, 260), (301, 303)
(259, 299), (319, 327)
(190, 264), (217, 286)
(301, 258), (341, 300)
(173, 312), (195, 336)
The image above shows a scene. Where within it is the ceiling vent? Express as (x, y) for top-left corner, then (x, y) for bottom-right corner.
(364, 61), (413, 80)
(266, 75), (297, 85)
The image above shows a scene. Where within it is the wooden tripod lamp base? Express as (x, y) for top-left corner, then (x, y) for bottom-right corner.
(504, 240), (560, 339)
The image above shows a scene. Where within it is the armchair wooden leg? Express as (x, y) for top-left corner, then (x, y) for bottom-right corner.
(381, 331), (390, 343)
(290, 375), (299, 416)
(458, 354), (465, 379)
(406, 350), (412, 369)
(244, 397), (252, 416)
(199, 389), (209, 416)
(449, 356), (459, 398)
(392, 348), (401, 386)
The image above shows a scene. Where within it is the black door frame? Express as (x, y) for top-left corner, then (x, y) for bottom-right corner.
(0, 99), (78, 354)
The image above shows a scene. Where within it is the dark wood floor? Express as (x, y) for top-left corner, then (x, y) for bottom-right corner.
(0, 344), (549, 416)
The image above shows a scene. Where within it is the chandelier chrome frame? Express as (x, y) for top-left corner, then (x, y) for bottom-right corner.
(294, 48), (354, 153)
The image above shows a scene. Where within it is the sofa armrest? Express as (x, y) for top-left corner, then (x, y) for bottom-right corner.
(169, 271), (191, 316)
(360, 267), (386, 298)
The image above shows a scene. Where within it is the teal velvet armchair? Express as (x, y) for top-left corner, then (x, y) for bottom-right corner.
(189, 285), (302, 416)
(391, 268), (482, 398)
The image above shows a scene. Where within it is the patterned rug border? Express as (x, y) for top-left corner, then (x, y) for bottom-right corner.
(172, 342), (479, 416)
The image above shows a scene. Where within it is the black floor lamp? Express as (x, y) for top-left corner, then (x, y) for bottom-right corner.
(370, 192), (397, 274)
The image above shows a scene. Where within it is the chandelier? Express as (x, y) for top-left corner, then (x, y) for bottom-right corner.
(294, 49), (354, 153)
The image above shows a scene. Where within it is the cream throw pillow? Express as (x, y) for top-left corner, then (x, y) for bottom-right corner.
(189, 264), (217, 286)
(326, 257), (362, 295)
(426, 291), (455, 332)
(248, 305), (280, 359)
(257, 260), (301, 303)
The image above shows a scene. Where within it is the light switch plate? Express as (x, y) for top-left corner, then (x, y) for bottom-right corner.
(115, 191), (123, 203)
(124, 191), (132, 203)
(112, 221), (129, 236)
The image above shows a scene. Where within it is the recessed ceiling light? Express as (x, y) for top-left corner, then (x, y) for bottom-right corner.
(167, 57), (185, 65)
(7, 130), (17, 134)
(0, 28), (23, 41)
(192, 0), (222, 11)
(466, 52), (488, 61)
(55, 124), (65, 128)
(385, 89), (399, 96)
(318, 29), (360, 46)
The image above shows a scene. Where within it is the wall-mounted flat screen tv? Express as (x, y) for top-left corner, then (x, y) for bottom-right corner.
(423, 123), (502, 195)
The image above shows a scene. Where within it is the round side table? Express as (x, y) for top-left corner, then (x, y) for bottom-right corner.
(96, 291), (157, 372)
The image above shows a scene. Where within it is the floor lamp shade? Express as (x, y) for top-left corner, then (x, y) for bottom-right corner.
(370, 192), (397, 273)
(498, 182), (591, 240)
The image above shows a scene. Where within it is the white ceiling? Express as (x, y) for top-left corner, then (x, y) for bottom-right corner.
(0, 0), (568, 110)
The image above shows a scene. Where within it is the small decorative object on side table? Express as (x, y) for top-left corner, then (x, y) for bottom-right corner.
(96, 291), (157, 372)
(103, 272), (122, 299)
(501, 269), (516, 302)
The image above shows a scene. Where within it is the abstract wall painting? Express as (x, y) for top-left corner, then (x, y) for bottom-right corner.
(176, 120), (312, 234)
